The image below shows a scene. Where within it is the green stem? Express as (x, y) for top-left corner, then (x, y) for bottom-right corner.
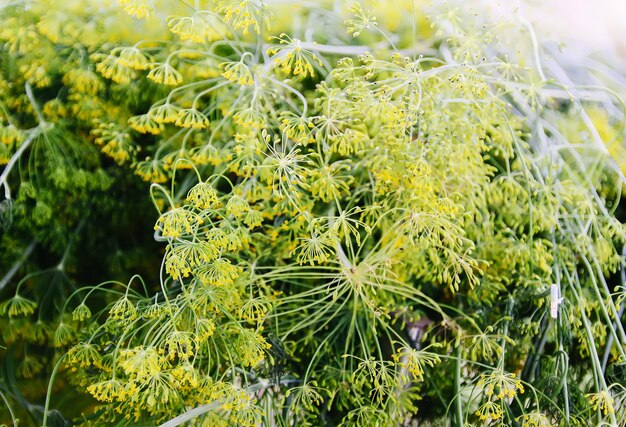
(455, 345), (463, 426)
(42, 354), (66, 427)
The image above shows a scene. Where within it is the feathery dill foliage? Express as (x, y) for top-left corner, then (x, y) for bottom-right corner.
(1, 0), (625, 426)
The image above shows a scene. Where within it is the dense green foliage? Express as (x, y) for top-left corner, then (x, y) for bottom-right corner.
(1, 1), (625, 426)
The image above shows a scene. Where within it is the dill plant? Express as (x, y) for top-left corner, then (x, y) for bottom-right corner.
(0, 0), (625, 426)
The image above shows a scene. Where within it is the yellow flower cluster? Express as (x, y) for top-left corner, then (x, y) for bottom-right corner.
(175, 108), (210, 129)
(117, 0), (154, 19)
(238, 297), (270, 325)
(128, 113), (164, 134)
(53, 321), (75, 347)
(108, 296), (138, 321)
(196, 257), (241, 286)
(94, 53), (136, 84)
(164, 330), (195, 360)
(215, 0), (270, 35)
(149, 103), (181, 124)
(309, 162), (352, 203)
(67, 342), (102, 370)
(392, 346), (441, 382)
(147, 62), (183, 86)
(233, 106), (266, 130)
(516, 412), (552, 427)
(478, 369), (525, 400)
(135, 157), (168, 183)
(118, 46), (152, 70)
(586, 391), (615, 416)
(168, 13), (226, 43)
(279, 112), (315, 144)
(187, 181), (219, 209)
(166, 240), (220, 280)
(220, 60), (255, 86)
(195, 317), (216, 342)
(87, 378), (125, 403)
(0, 124), (23, 146)
(91, 122), (136, 164)
(154, 208), (201, 238)
(72, 303), (92, 321)
(18, 355), (44, 379)
(267, 34), (323, 78)
(345, 2), (378, 37)
(235, 328), (271, 367)
(0, 294), (38, 317)
(475, 400), (503, 422)
(19, 62), (51, 88)
(62, 68), (104, 95)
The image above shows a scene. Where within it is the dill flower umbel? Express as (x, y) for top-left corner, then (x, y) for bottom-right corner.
(164, 330), (195, 360)
(226, 195), (250, 218)
(135, 157), (168, 183)
(166, 240), (220, 280)
(87, 378), (125, 403)
(117, 0), (154, 19)
(119, 346), (162, 378)
(117, 46), (152, 70)
(227, 227), (250, 252)
(155, 208), (200, 238)
(267, 34), (323, 78)
(195, 317), (216, 342)
(108, 296), (138, 321)
(478, 369), (525, 400)
(168, 13), (226, 42)
(238, 297), (270, 325)
(233, 106), (266, 130)
(67, 342), (101, 370)
(187, 181), (219, 209)
(30, 320), (52, 344)
(392, 346), (441, 382)
(235, 328), (270, 367)
(128, 113), (164, 135)
(162, 148), (194, 171)
(586, 390), (615, 416)
(293, 231), (334, 265)
(171, 362), (199, 392)
(0, 294), (37, 317)
(475, 400), (503, 422)
(0, 124), (23, 146)
(165, 250), (192, 280)
(167, 15), (202, 41)
(94, 53), (135, 84)
(243, 209), (263, 228)
(215, 0), (270, 35)
(206, 227), (230, 250)
(279, 112), (315, 144)
(147, 62), (183, 86)
(345, 2), (378, 37)
(20, 62), (51, 88)
(91, 122), (136, 164)
(53, 321), (75, 347)
(517, 412), (552, 427)
(309, 162), (352, 203)
(220, 59), (254, 86)
(62, 68), (104, 95)
(196, 258), (241, 286)
(175, 108), (210, 129)
(148, 102), (182, 124)
(18, 354), (44, 379)
(72, 303), (92, 321)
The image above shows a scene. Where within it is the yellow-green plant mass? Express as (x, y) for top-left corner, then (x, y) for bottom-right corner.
(1, 0), (626, 425)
